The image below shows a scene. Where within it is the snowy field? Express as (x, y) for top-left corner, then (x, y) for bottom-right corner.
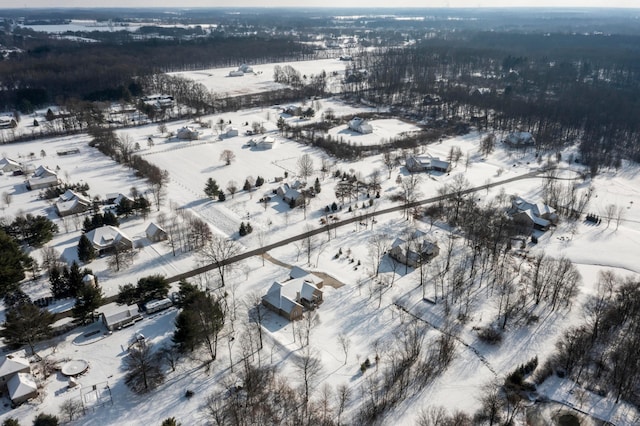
(1, 70), (640, 424)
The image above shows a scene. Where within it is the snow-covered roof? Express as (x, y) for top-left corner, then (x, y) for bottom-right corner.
(85, 225), (133, 251)
(7, 372), (37, 401)
(100, 303), (140, 328)
(505, 131), (535, 146)
(0, 157), (20, 171)
(348, 117), (373, 134)
(33, 165), (56, 178)
(289, 266), (323, 287)
(263, 282), (302, 315)
(145, 222), (166, 237)
(0, 355), (30, 379)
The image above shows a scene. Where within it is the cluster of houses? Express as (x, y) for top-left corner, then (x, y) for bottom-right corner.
(0, 354), (38, 406)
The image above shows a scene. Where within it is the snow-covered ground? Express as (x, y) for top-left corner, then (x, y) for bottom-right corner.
(1, 66), (640, 424)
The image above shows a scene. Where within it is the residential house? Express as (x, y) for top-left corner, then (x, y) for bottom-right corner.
(145, 222), (168, 242)
(142, 94), (175, 110)
(7, 372), (38, 405)
(104, 192), (133, 206)
(84, 225), (133, 255)
(405, 155), (451, 173)
(26, 166), (59, 190)
(389, 230), (440, 268)
(509, 197), (558, 232)
(176, 126), (200, 140)
(100, 302), (142, 331)
(249, 135), (276, 150)
(0, 116), (17, 129)
(276, 183), (303, 206)
(282, 105), (301, 116)
(228, 70), (244, 77)
(503, 131), (535, 148)
(55, 189), (91, 217)
(0, 157), (21, 173)
(238, 64), (254, 73)
(262, 268), (324, 321)
(348, 117), (373, 134)
(0, 355), (30, 385)
(223, 126), (239, 137)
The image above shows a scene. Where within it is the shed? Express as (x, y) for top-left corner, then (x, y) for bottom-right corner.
(145, 222), (168, 242)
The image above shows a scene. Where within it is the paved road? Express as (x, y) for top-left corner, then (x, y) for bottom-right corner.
(165, 166), (558, 284)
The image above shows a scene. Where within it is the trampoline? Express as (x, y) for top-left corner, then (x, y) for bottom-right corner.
(61, 359), (89, 377)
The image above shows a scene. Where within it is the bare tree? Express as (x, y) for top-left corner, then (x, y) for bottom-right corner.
(336, 383), (351, 425)
(615, 205), (626, 230)
(107, 245), (137, 272)
(2, 191), (12, 208)
(295, 347), (323, 416)
(198, 234), (242, 288)
(337, 334), (351, 364)
(383, 152), (396, 179)
(604, 203), (617, 228)
(226, 180), (238, 199)
(297, 153), (314, 182)
(220, 149), (236, 166)
(368, 233), (389, 276)
(124, 342), (165, 394)
(149, 169), (170, 211)
(59, 398), (83, 422)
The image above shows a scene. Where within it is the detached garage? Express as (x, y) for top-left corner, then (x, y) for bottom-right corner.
(7, 372), (38, 405)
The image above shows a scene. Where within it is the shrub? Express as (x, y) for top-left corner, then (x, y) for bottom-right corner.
(477, 326), (502, 345)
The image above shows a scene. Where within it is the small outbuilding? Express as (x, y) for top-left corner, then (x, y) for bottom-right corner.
(145, 222), (168, 242)
(0, 355), (30, 385)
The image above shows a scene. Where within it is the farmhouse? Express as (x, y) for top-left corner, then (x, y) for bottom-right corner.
(0, 157), (21, 173)
(389, 230), (440, 268)
(176, 126), (200, 140)
(145, 222), (168, 242)
(262, 268), (324, 321)
(509, 197), (558, 232)
(84, 225), (133, 254)
(100, 303), (142, 331)
(55, 189), (91, 217)
(503, 131), (535, 148)
(26, 166), (59, 190)
(405, 155), (451, 173)
(348, 117), (373, 134)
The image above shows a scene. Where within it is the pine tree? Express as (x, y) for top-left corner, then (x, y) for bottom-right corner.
(49, 264), (70, 299)
(239, 222), (247, 236)
(314, 177), (321, 194)
(173, 309), (198, 353)
(246, 222), (253, 234)
(218, 191), (226, 202)
(73, 285), (102, 325)
(243, 179), (252, 191)
(102, 211), (119, 227)
(0, 302), (54, 355)
(67, 261), (84, 297)
(255, 176), (265, 187)
(77, 234), (96, 263)
(204, 178), (219, 199)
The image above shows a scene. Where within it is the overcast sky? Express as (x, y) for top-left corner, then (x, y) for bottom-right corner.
(5, 1), (639, 9)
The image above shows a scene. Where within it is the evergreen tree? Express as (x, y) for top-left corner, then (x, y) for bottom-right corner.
(3, 417), (20, 426)
(49, 264), (69, 299)
(116, 283), (139, 306)
(239, 222), (247, 236)
(314, 177), (321, 194)
(218, 191), (226, 202)
(82, 217), (94, 233)
(116, 197), (134, 216)
(67, 261), (84, 297)
(33, 413), (58, 426)
(102, 211), (119, 227)
(77, 234), (96, 263)
(173, 309), (199, 353)
(73, 284), (102, 325)
(204, 178), (220, 199)
(133, 196), (151, 217)
(0, 302), (54, 355)
(137, 275), (170, 303)
(246, 222), (253, 234)
(0, 229), (30, 297)
(255, 176), (265, 187)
